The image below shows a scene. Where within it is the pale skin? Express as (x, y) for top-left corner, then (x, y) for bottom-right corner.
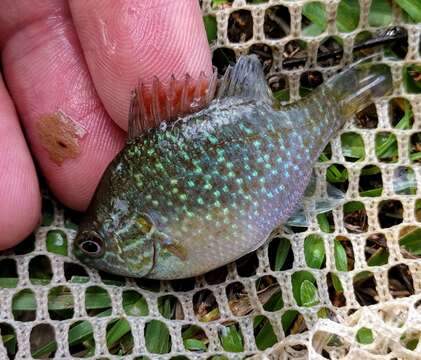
(0, 0), (213, 249)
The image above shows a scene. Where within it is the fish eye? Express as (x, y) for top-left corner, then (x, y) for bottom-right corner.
(77, 232), (105, 258)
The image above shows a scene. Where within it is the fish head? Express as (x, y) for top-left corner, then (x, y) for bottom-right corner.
(73, 174), (159, 277)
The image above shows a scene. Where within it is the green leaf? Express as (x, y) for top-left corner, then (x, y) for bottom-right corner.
(203, 16), (217, 43)
(304, 234), (325, 269)
(0, 277), (18, 288)
(219, 325), (243, 352)
(403, 64), (421, 94)
(291, 271), (316, 306)
(46, 230), (68, 256)
(263, 290), (284, 312)
(367, 247), (389, 266)
(183, 338), (207, 352)
(253, 316), (277, 350)
(331, 273), (344, 292)
(281, 310), (299, 333)
(395, 0), (421, 22)
(273, 238), (291, 271)
(300, 280), (319, 307)
(334, 240), (348, 271)
(356, 327), (374, 344)
(106, 319), (132, 349)
(273, 89), (289, 102)
(145, 320), (171, 354)
(399, 228), (421, 256)
(368, 0), (392, 26)
(302, 2), (327, 36)
(317, 213), (332, 233)
(359, 188), (383, 197)
(341, 132), (365, 160)
(336, 0), (360, 32)
(123, 291), (149, 316)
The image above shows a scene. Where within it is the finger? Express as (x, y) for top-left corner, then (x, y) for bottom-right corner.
(69, 0), (213, 130)
(0, 1), (125, 211)
(0, 73), (40, 249)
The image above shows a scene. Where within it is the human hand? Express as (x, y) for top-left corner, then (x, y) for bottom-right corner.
(0, 0), (212, 249)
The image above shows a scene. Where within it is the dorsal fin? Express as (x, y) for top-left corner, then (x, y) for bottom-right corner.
(216, 55), (273, 102)
(127, 70), (217, 140)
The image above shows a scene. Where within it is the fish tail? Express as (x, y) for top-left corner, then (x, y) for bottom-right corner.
(325, 62), (393, 119)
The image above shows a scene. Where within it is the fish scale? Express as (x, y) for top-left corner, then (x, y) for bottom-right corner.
(73, 56), (392, 279)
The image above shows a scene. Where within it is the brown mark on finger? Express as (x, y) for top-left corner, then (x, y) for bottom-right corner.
(36, 111), (87, 166)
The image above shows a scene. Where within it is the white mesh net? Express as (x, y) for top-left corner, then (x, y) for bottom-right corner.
(0, 0), (420, 359)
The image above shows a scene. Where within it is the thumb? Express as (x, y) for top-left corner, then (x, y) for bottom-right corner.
(70, 0), (213, 131)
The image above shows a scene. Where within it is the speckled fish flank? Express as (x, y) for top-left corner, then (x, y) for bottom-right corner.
(73, 56), (392, 279)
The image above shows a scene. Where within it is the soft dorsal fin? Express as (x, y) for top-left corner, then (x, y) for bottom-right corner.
(216, 55), (273, 102)
(127, 70), (217, 140)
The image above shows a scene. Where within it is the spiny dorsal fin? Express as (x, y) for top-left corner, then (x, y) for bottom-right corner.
(127, 70), (217, 140)
(216, 55), (273, 102)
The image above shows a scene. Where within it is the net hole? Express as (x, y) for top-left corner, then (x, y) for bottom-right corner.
(375, 131), (399, 163)
(85, 286), (112, 317)
(378, 199), (403, 228)
(235, 252), (259, 277)
(356, 327), (374, 345)
(326, 272), (346, 307)
(343, 201), (368, 233)
(0, 258), (18, 288)
(269, 73), (289, 102)
(218, 322), (244, 352)
(299, 71), (323, 97)
(291, 271), (319, 307)
(317, 307), (337, 321)
(212, 47), (236, 75)
(46, 230), (68, 256)
(313, 331), (350, 358)
(158, 295), (184, 320)
(256, 275), (283, 312)
(181, 324), (209, 352)
(388, 263), (415, 298)
(144, 320), (171, 354)
(317, 36), (343, 67)
(0, 323), (18, 359)
(326, 164), (348, 193)
(365, 233), (389, 266)
(336, 0), (360, 32)
(226, 282), (252, 317)
(64, 208), (83, 230)
(389, 97), (413, 129)
(410, 132), (421, 163)
(416, 199), (421, 222)
(353, 31), (376, 61)
(318, 142), (332, 162)
(64, 262), (89, 283)
(30, 324), (56, 359)
(228, 10), (253, 43)
(248, 43), (273, 74)
(205, 265), (228, 285)
(355, 103), (378, 129)
(264, 5), (290, 39)
(385, 27), (408, 60)
(282, 310), (307, 336)
(283, 40), (308, 70)
(399, 226), (421, 259)
(253, 315), (278, 350)
(48, 286), (74, 320)
(169, 277), (195, 292)
(301, 2), (327, 37)
(334, 236), (355, 271)
(317, 211), (335, 233)
(106, 318), (133, 355)
(403, 64), (421, 94)
(393, 166), (417, 195)
(122, 290), (149, 317)
(359, 165), (383, 197)
(12, 289), (36, 322)
(400, 331), (420, 351)
(268, 236), (293, 271)
(98, 270), (126, 287)
(368, 0), (392, 27)
(341, 132), (365, 162)
(68, 320), (95, 358)
(193, 290), (220, 322)
(28, 255), (52, 286)
(135, 278), (161, 293)
(304, 234), (326, 269)
(353, 271), (379, 305)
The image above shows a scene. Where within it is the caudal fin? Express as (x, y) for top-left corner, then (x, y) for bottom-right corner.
(325, 63), (393, 118)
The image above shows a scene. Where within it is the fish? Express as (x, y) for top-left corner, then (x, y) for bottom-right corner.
(73, 55), (392, 279)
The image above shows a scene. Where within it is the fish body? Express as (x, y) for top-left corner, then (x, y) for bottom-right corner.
(73, 56), (392, 279)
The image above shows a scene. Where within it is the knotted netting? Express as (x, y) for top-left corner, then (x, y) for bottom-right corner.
(0, 0), (420, 359)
